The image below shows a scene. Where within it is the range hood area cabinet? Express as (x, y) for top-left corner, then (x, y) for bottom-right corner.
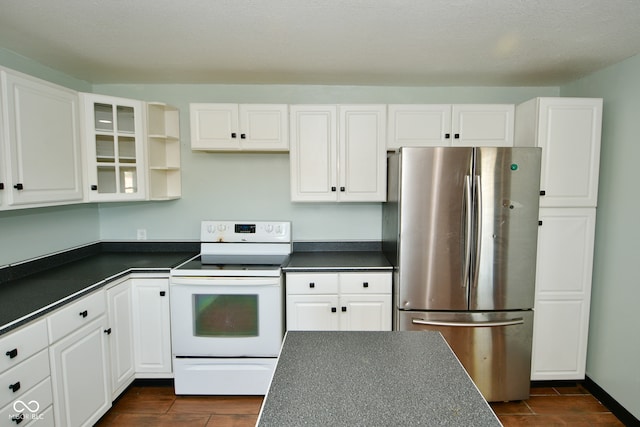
(0, 67), (84, 210)
(190, 103), (288, 151)
(289, 104), (387, 202)
(387, 104), (514, 149)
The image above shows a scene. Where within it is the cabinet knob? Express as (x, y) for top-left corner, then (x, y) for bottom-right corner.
(0, 183), (4, 190)
(160, 291), (166, 296)
(540, 190), (546, 196)
(341, 306), (347, 312)
(231, 132), (237, 138)
(538, 220), (543, 226)
(13, 183), (24, 190)
(444, 133), (450, 139)
(79, 310), (88, 318)
(240, 133), (246, 139)
(104, 328), (112, 335)
(363, 282), (369, 288)
(454, 133), (460, 139)
(340, 187), (345, 192)
(5, 349), (18, 359)
(9, 381), (21, 393)
(309, 282), (315, 288)
(91, 185), (98, 191)
(331, 307), (337, 313)
(331, 186), (337, 192)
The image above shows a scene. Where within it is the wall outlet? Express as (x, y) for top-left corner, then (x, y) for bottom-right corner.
(137, 229), (147, 240)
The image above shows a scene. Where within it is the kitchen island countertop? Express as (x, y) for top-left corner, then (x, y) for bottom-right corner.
(258, 331), (501, 426)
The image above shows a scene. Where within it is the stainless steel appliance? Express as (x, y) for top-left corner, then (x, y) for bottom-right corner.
(383, 146), (541, 402)
(170, 220), (291, 395)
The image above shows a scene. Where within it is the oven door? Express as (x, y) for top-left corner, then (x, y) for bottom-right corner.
(170, 276), (283, 357)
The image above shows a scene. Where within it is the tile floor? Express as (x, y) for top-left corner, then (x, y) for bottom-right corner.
(96, 383), (625, 426)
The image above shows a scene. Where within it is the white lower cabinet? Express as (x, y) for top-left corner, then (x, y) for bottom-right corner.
(106, 280), (135, 398)
(131, 277), (172, 376)
(48, 291), (110, 427)
(286, 272), (392, 331)
(531, 208), (596, 380)
(49, 315), (111, 427)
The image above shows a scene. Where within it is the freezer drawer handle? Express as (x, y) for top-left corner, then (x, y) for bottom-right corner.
(411, 318), (524, 328)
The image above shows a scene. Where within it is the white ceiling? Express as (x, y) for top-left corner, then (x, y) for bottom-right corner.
(1, 0), (640, 86)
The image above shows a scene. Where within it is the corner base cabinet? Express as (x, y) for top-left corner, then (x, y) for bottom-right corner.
(286, 272), (392, 331)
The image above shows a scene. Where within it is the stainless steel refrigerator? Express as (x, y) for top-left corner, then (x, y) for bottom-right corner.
(382, 146), (541, 402)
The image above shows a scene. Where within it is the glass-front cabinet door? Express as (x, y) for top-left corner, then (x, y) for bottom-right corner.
(81, 93), (146, 201)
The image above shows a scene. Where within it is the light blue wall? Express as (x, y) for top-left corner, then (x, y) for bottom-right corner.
(561, 54), (640, 419)
(91, 83), (558, 242)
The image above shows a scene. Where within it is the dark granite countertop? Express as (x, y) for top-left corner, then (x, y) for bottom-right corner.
(258, 331), (501, 426)
(284, 251), (392, 272)
(0, 242), (198, 335)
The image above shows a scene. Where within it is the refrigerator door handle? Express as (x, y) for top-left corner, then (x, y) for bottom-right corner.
(472, 174), (482, 289)
(463, 175), (473, 288)
(411, 318), (524, 328)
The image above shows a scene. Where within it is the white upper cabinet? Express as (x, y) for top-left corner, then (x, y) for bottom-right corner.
(515, 97), (602, 207)
(81, 93), (146, 202)
(387, 104), (514, 149)
(1, 68), (83, 208)
(190, 103), (288, 151)
(290, 105), (386, 202)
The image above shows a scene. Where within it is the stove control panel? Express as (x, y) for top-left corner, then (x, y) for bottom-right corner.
(201, 221), (291, 243)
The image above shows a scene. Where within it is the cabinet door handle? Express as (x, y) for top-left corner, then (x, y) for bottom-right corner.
(79, 310), (88, 318)
(331, 307), (337, 313)
(13, 183), (24, 190)
(91, 185), (98, 191)
(104, 328), (112, 335)
(363, 282), (369, 288)
(160, 291), (166, 296)
(231, 132), (237, 138)
(9, 381), (21, 392)
(341, 306), (347, 312)
(309, 282), (315, 288)
(6, 349), (18, 359)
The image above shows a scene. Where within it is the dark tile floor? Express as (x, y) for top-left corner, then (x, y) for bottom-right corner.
(96, 383), (625, 426)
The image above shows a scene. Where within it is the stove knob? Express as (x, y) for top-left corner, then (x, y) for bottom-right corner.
(265, 224), (274, 233)
(217, 224), (227, 232)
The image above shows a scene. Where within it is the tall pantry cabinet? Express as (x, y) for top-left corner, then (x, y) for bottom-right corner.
(515, 97), (602, 381)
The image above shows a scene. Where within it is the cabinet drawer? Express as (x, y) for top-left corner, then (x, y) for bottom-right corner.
(286, 273), (339, 294)
(0, 349), (50, 409)
(47, 291), (106, 343)
(340, 272), (391, 294)
(0, 319), (48, 374)
(0, 377), (53, 427)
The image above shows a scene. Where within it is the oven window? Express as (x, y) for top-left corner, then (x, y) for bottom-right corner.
(193, 294), (259, 337)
